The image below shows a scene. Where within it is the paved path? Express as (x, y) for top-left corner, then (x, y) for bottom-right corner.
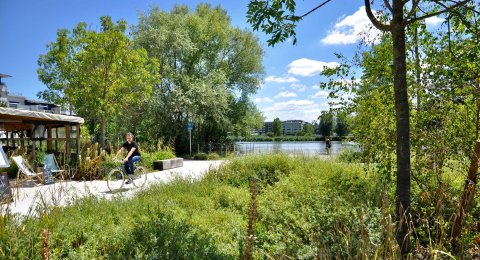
(1, 160), (224, 216)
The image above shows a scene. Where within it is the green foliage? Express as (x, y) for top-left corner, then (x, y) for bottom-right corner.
(297, 123), (314, 136)
(2, 154), (479, 258)
(334, 112), (350, 138)
(256, 160), (382, 258)
(193, 152), (221, 160)
(37, 16), (158, 147)
(141, 149), (176, 170)
(131, 4), (264, 153)
(272, 117), (282, 136)
(318, 111), (334, 137)
(0, 178), (249, 258)
(205, 153), (297, 187)
(336, 146), (362, 163)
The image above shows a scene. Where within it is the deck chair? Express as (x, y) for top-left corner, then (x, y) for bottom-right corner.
(43, 154), (65, 177)
(11, 156), (44, 185)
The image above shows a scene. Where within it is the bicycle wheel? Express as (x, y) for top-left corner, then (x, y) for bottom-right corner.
(107, 169), (125, 191)
(132, 166), (147, 188)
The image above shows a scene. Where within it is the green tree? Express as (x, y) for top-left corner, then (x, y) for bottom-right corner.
(132, 4), (264, 152)
(247, 0), (470, 254)
(318, 112), (333, 137)
(272, 117), (283, 136)
(334, 112), (349, 138)
(298, 123), (314, 136)
(38, 17), (158, 148)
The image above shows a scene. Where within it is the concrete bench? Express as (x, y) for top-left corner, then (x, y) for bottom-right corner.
(153, 158), (184, 171)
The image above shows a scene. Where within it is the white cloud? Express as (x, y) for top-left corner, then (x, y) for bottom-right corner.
(254, 97), (274, 103)
(290, 83), (306, 92)
(311, 90), (330, 98)
(275, 91), (297, 98)
(287, 58), (339, 77)
(265, 75), (299, 83)
(262, 99), (323, 122)
(425, 16), (444, 26)
(321, 6), (381, 45)
(312, 84), (320, 89)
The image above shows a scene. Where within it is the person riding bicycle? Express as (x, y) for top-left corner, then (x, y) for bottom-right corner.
(113, 132), (141, 184)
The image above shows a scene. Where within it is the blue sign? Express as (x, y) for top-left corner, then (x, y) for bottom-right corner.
(187, 122), (193, 131)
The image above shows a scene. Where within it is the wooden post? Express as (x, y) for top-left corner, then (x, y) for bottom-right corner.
(55, 127), (58, 153)
(31, 133), (36, 169)
(76, 124), (80, 156)
(10, 132), (15, 148)
(65, 125), (71, 156)
(47, 126), (52, 152)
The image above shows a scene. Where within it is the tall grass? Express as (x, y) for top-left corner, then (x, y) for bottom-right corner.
(1, 153), (478, 258)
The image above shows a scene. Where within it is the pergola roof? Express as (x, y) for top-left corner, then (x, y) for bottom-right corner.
(0, 107), (84, 132)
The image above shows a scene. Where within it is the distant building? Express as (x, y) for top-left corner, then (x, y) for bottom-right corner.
(260, 121), (273, 135)
(282, 120), (305, 135)
(260, 120), (306, 135)
(0, 74), (68, 114)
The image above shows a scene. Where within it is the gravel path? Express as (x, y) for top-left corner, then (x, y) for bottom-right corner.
(1, 160), (224, 216)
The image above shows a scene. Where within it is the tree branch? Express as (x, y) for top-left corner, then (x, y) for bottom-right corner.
(365, 0), (391, 31)
(298, 0), (333, 19)
(406, 0), (420, 20)
(406, 0), (471, 25)
(384, 0), (393, 12)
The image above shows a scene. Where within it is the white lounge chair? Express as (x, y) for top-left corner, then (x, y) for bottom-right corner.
(11, 156), (44, 185)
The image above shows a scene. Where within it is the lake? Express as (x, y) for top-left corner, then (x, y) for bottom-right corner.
(234, 141), (357, 156)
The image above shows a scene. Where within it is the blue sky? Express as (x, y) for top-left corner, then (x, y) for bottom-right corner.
(0, 1), (444, 122)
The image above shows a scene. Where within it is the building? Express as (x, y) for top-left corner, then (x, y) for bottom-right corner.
(260, 120), (306, 135)
(282, 120), (306, 135)
(0, 73), (68, 114)
(260, 121), (274, 135)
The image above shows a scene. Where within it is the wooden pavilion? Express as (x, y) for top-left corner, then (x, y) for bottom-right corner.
(0, 107), (84, 167)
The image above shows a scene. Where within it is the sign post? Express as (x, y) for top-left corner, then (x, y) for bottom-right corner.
(187, 122), (193, 154)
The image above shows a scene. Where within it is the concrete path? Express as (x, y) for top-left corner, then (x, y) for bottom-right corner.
(1, 160), (224, 216)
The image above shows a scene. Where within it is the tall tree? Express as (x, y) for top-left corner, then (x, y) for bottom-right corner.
(318, 112), (333, 137)
(272, 117), (283, 136)
(38, 16), (158, 148)
(335, 112), (349, 138)
(132, 4), (264, 153)
(247, 0), (470, 254)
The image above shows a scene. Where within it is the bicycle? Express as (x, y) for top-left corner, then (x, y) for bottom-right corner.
(106, 159), (147, 192)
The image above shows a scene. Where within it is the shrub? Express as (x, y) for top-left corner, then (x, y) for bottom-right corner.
(141, 149), (176, 170)
(193, 153), (208, 160)
(205, 153), (298, 187)
(336, 146), (362, 163)
(255, 160), (382, 258)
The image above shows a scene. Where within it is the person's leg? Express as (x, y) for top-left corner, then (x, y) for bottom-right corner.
(131, 156), (141, 172)
(124, 161), (131, 175)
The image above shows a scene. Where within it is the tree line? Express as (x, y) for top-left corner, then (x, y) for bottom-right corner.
(37, 4), (265, 154)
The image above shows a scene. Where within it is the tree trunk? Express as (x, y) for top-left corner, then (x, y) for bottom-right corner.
(99, 117), (106, 149)
(391, 1), (411, 256)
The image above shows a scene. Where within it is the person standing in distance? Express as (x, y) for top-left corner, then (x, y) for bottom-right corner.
(113, 132), (141, 184)
(325, 138), (332, 155)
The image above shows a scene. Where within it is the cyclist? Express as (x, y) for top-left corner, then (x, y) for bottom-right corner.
(113, 132), (141, 184)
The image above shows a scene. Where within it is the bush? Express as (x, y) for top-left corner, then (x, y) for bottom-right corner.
(0, 178), (249, 259)
(255, 160), (382, 258)
(336, 146), (362, 163)
(141, 149), (176, 170)
(205, 153), (298, 187)
(193, 152), (209, 160)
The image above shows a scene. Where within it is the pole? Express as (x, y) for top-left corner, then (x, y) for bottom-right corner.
(189, 129), (192, 154)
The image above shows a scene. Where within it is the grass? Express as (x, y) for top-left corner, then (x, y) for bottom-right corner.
(1, 153), (479, 258)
